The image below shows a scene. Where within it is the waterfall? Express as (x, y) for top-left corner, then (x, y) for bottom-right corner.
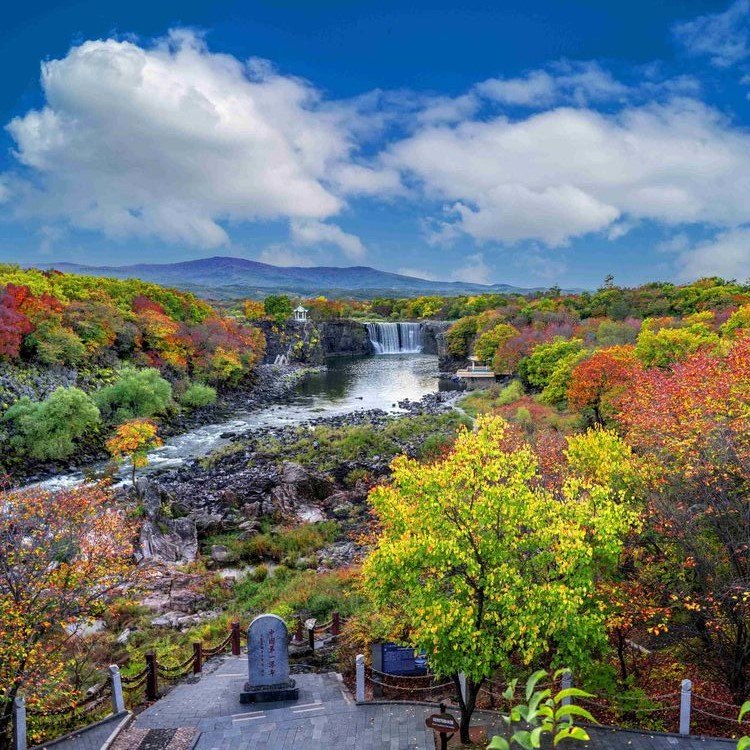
(366, 322), (424, 354)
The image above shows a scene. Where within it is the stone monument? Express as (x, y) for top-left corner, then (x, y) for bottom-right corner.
(240, 613), (299, 703)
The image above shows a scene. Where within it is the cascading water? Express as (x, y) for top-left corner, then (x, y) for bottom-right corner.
(365, 322), (424, 354)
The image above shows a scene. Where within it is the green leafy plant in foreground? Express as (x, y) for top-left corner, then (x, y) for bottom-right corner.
(737, 702), (750, 750)
(487, 670), (596, 750)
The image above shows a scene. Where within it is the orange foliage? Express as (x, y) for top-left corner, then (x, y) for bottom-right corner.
(0, 483), (135, 728)
(567, 346), (642, 423)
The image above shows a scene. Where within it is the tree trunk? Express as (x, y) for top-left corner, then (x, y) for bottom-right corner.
(616, 629), (628, 682)
(454, 674), (481, 745)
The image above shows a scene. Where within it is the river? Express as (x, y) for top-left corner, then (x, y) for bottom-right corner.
(35, 354), (448, 490)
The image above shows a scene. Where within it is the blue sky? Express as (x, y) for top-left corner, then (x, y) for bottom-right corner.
(3, 0), (750, 289)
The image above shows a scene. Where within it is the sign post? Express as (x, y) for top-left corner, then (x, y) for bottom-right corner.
(425, 703), (459, 750)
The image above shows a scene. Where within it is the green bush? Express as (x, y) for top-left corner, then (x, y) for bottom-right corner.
(4, 386), (100, 460)
(95, 366), (172, 422)
(518, 338), (584, 389)
(181, 383), (217, 408)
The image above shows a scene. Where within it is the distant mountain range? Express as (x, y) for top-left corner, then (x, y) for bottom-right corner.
(38, 257), (550, 299)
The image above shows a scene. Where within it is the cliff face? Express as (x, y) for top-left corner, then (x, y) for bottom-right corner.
(257, 320), (325, 365)
(318, 320), (373, 356)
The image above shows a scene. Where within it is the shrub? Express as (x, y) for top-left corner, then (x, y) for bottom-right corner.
(518, 338), (585, 389)
(95, 366), (172, 422)
(4, 386), (100, 460)
(181, 383), (217, 408)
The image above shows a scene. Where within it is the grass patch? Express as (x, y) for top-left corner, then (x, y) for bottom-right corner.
(263, 411), (471, 471)
(458, 380), (525, 417)
(233, 566), (362, 623)
(202, 520), (339, 565)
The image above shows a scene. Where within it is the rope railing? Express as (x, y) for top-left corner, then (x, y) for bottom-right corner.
(364, 668), (454, 694)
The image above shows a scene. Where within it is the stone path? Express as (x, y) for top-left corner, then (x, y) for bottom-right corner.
(133, 656), (434, 749)
(131, 656), (737, 750)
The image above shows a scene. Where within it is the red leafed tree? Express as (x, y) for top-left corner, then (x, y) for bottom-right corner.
(0, 483), (135, 745)
(615, 335), (750, 701)
(567, 345), (642, 424)
(0, 285), (33, 358)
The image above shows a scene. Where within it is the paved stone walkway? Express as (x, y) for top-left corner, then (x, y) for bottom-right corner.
(134, 656), (434, 749)
(132, 656), (737, 750)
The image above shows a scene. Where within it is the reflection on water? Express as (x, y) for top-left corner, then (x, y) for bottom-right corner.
(33, 355), (445, 490)
(293, 354), (442, 411)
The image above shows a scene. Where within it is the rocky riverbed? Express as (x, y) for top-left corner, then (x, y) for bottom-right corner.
(129, 387), (464, 630)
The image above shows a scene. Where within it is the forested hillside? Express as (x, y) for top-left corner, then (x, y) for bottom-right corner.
(0, 265), (265, 474)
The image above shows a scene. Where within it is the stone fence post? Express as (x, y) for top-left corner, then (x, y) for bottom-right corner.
(356, 654), (365, 703)
(680, 679), (692, 736)
(109, 665), (125, 714)
(12, 695), (26, 750)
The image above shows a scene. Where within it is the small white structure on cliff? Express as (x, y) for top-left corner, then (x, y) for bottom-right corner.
(293, 305), (308, 322)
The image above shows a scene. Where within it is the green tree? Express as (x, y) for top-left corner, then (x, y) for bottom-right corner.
(473, 323), (518, 363)
(263, 294), (293, 323)
(95, 366), (172, 422)
(519, 338), (585, 389)
(446, 316), (480, 358)
(634, 319), (719, 368)
(362, 416), (636, 743)
(539, 349), (588, 406)
(3, 387), (100, 460)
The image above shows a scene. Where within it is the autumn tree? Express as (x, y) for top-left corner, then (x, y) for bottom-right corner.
(0, 285), (33, 358)
(106, 418), (163, 488)
(0, 484), (134, 747)
(242, 299), (266, 321)
(362, 416), (637, 742)
(567, 346), (641, 424)
(616, 335), (750, 701)
(473, 323), (517, 365)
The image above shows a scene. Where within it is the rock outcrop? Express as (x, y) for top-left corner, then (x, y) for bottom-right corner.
(318, 320), (373, 355)
(137, 480), (199, 564)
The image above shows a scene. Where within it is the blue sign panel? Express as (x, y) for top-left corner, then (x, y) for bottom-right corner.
(381, 643), (428, 676)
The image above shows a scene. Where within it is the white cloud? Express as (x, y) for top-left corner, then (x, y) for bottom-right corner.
(290, 219), (366, 260)
(384, 98), (750, 247)
(676, 227), (750, 281)
(451, 253), (491, 285)
(4, 30), (369, 248)
(258, 244), (317, 267)
(475, 62), (627, 108)
(673, 0), (750, 67)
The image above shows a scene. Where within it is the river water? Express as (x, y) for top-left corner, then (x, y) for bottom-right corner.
(35, 354), (445, 490)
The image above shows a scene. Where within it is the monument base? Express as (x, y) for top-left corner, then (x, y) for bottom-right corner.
(240, 678), (299, 704)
